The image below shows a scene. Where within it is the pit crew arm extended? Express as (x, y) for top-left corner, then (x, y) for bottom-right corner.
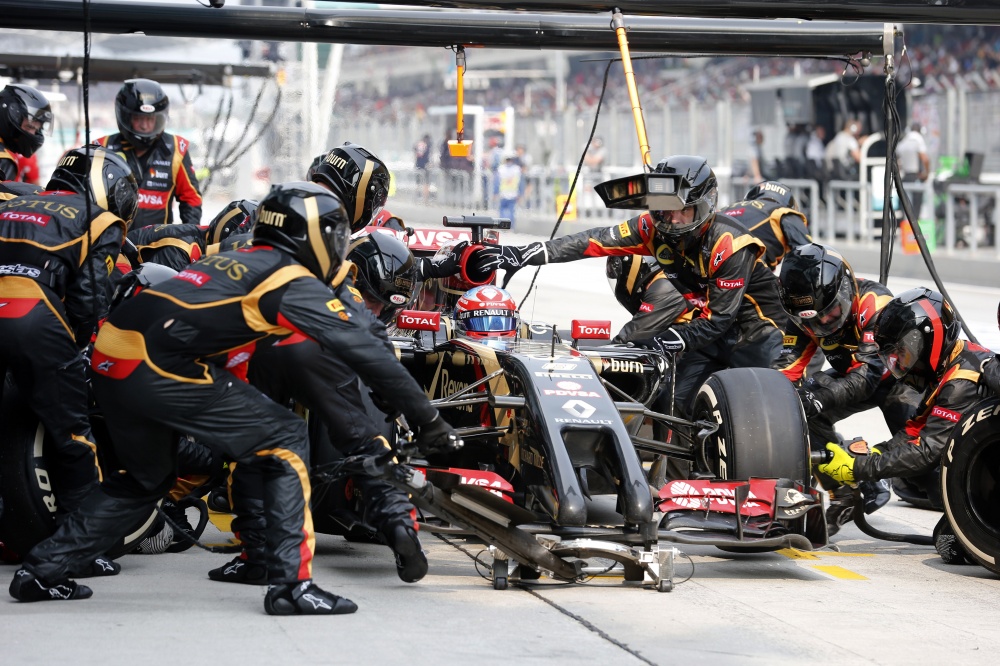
(272, 278), (439, 427)
(544, 215), (652, 262)
(613, 274), (688, 343)
(854, 379), (976, 481)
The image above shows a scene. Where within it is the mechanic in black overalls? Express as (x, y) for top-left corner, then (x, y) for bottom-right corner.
(605, 254), (692, 343)
(9, 182), (459, 614)
(774, 243), (924, 532)
(0, 145), (137, 574)
(817, 288), (994, 560)
(96, 79), (202, 227)
(718, 180), (812, 271)
(0, 84), (51, 182)
(469, 155), (787, 418)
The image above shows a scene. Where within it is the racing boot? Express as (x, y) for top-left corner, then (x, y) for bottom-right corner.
(9, 568), (92, 602)
(57, 484), (122, 577)
(263, 580), (357, 616)
(934, 516), (973, 565)
(377, 511), (428, 583)
(69, 556), (121, 578)
(208, 553), (268, 585)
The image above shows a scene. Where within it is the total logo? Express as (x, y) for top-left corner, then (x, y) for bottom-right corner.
(562, 400), (596, 419)
(715, 277), (745, 290)
(396, 310), (440, 331)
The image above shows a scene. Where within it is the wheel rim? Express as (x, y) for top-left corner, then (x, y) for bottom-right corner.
(965, 437), (1000, 541)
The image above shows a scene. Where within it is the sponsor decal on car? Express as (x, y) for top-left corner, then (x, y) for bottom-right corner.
(405, 228), (473, 252)
(561, 399), (596, 418)
(534, 372), (594, 379)
(544, 389), (601, 397)
(557, 381), (581, 390)
(571, 320), (611, 339)
(657, 479), (775, 517)
(541, 362), (576, 371)
(602, 358), (643, 374)
(396, 310), (441, 330)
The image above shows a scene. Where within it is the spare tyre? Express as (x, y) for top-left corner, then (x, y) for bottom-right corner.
(692, 367), (810, 483)
(941, 397), (1000, 575)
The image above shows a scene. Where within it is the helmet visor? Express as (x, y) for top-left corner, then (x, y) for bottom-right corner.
(459, 313), (518, 334)
(117, 107), (168, 140)
(787, 276), (853, 338)
(878, 329), (925, 379)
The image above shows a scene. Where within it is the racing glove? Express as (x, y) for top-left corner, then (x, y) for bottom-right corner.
(797, 388), (824, 418)
(468, 242), (547, 279)
(979, 356), (1000, 396)
(817, 440), (881, 485)
(647, 327), (686, 354)
(414, 415), (464, 456)
(416, 240), (470, 280)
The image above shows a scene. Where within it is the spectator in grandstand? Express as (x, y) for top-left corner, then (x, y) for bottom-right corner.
(824, 120), (862, 179)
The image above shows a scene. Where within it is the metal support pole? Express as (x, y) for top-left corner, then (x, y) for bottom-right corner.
(611, 7), (652, 168)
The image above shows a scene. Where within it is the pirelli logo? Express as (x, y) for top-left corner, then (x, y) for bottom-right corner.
(105, 255), (114, 275)
(783, 335), (797, 346)
(617, 222), (630, 238)
(258, 209), (287, 228)
(326, 299), (344, 312)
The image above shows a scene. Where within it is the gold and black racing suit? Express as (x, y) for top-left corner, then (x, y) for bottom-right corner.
(0, 190), (126, 514)
(853, 341), (995, 506)
(127, 223), (205, 271)
(23, 245), (438, 585)
(543, 212), (786, 415)
(718, 198), (811, 270)
(95, 132), (202, 227)
(774, 278), (922, 449)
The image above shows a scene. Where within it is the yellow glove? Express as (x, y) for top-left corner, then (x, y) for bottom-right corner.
(818, 440), (881, 485)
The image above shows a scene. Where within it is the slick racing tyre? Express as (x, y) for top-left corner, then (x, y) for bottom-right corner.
(0, 375), (57, 557)
(692, 367), (810, 483)
(941, 397), (1000, 575)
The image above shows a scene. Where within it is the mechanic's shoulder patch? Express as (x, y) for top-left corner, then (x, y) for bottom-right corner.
(617, 221), (631, 238)
(346, 285), (364, 303)
(326, 298), (350, 320)
(783, 335), (797, 346)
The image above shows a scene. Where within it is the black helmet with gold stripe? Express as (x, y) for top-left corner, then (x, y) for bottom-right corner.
(46, 144), (139, 226)
(309, 142), (389, 233)
(253, 181), (351, 283)
(205, 198), (259, 245)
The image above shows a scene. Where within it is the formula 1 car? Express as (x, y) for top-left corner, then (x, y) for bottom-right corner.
(305, 216), (827, 591)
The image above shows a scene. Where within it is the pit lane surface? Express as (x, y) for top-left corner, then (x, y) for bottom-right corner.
(3, 237), (999, 665)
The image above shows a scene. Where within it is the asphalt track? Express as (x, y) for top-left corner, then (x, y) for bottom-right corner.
(3, 235), (999, 665)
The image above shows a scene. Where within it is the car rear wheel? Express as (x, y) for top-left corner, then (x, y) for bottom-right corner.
(941, 398), (1000, 575)
(692, 367), (810, 483)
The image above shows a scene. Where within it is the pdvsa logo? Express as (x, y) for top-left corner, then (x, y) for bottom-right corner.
(138, 192), (165, 207)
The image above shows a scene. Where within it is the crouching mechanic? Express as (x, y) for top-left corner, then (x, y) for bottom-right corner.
(469, 155), (786, 417)
(605, 254), (691, 343)
(0, 145), (137, 576)
(9, 182), (461, 615)
(211, 230), (429, 586)
(775, 243), (922, 530)
(816, 288), (994, 558)
(718, 180), (811, 271)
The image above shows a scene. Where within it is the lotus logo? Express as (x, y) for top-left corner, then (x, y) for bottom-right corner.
(562, 400), (596, 419)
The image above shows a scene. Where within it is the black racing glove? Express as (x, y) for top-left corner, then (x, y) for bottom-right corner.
(643, 327), (686, 354)
(417, 241), (470, 280)
(468, 242), (547, 280)
(414, 415), (464, 456)
(797, 387), (824, 418)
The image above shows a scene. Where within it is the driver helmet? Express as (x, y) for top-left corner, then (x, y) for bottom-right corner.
(606, 254), (660, 315)
(0, 83), (52, 157)
(348, 231), (416, 325)
(745, 180), (798, 211)
(650, 155), (718, 245)
(777, 243), (858, 340)
(873, 287), (960, 380)
(454, 285), (519, 339)
(115, 79), (169, 152)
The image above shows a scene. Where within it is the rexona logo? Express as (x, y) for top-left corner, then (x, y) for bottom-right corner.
(138, 191), (165, 208)
(715, 277), (745, 289)
(571, 319), (611, 339)
(931, 406), (961, 423)
(177, 270), (210, 287)
(396, 310), (441, 331)
(603, 358), (643, 374)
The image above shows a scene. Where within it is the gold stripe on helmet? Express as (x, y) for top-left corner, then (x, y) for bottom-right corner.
(354, 160), (374, 225)
(213, 207), (243, 244)
(305, 195), (330, 279)
(90, 149), (108, 211)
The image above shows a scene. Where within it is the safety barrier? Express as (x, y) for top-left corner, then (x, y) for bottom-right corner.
(943, 182), (1000, 255)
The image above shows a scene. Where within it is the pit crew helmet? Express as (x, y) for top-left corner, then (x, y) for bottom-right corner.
(746, 180), (798, 211)
(309, 142), (390, 233)
(348, 231), (416, 325)
(206, 199), (259, 245)
(0, 83), (52, 157)
(650, 155), (718, 243)
(606, 254), (660, 315)
(115, 78), (169, 152)
(454, 285), (519, 338)
(109, 262), (178, 313)
(252, 181), (351, 284)
(873, 287), (960, 380)
(46, 145), (139, 226)
(305, 151), (328, 181)
(777, 243), (858, 339)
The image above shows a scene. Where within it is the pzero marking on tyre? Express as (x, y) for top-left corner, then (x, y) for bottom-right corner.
(124, 503), (162, 545)
(697, 384), (728, 479)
